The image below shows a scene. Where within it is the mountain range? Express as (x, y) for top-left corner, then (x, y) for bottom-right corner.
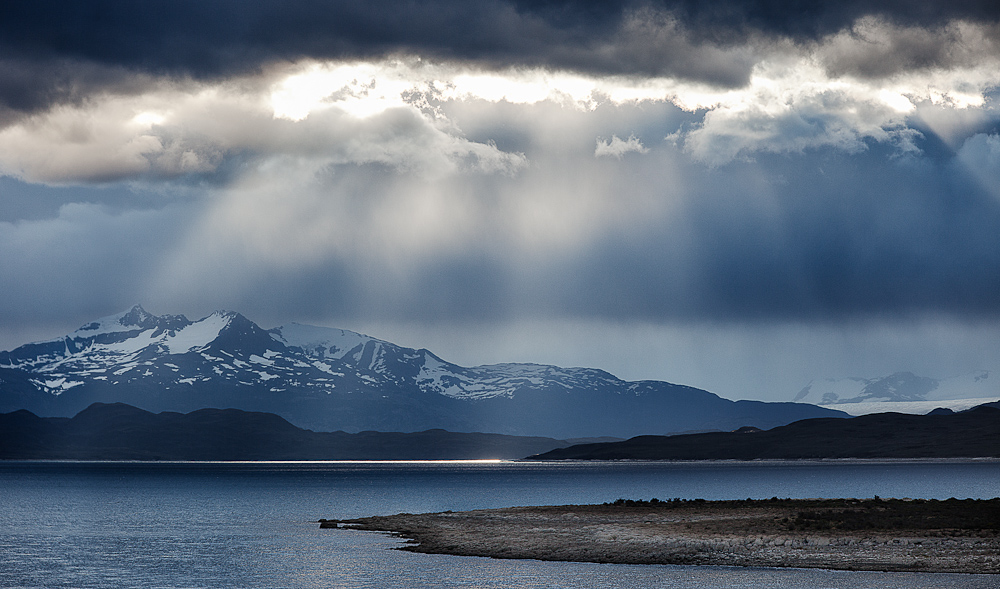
(794, 371), (998, 416)
(0, 305), (847, 438)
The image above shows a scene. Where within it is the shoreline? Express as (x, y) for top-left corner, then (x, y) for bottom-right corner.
(328, 498), (1000, 574)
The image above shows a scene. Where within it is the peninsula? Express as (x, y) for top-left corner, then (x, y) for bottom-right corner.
(328, 498), (1000, 574)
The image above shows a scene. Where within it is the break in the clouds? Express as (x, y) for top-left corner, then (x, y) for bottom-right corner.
(2, 0), (1000, 400)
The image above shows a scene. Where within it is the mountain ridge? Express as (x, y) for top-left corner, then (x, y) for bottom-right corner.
(529, 403), (1000, 460)
(0, 305), (848, 438)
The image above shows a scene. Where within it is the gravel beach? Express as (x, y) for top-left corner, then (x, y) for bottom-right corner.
(328, 498), (1000, 574)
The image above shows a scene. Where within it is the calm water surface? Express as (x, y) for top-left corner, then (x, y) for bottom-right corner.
(1, 460), (998, 588)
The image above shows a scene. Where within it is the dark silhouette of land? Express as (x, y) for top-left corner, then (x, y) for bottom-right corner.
(2, 401), (997, 461)
(0, 402), (577, 460)
(529, 404), (1000, 460)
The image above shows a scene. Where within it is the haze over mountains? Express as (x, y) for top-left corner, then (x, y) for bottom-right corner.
(0, 306), (845, 438)
(794, 371), (998, 416)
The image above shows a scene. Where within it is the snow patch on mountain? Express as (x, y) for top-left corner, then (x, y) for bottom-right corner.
(417, 354), (482, 398)
(165, 312), (232, 354)
(269, 323), (377, 360)
(417, 358), (622, 400)
(29, 377), (84, 395)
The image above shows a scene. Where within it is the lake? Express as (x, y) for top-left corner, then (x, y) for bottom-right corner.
(1, 460), (998, 588)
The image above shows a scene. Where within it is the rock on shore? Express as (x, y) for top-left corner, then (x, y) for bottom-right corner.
(327, 498), (1000, 574)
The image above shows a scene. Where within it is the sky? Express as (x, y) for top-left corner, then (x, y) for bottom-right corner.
(2, 0), (1000, 402)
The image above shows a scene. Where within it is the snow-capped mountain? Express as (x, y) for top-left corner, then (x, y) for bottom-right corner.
(0, 305), (847, 437)
(4, 307), (319, 394)
(793, 371), (998, 416)
(270, 322), (625, 400)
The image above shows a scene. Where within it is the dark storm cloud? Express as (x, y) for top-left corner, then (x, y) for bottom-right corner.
(3, 0), (1000, 120)
(817, 17), (1000, 80)
(0, 0), (736, 97)
(0, 57), (158, 126)
(656, 0), (1000, 38)
(5, 0), (998, 69)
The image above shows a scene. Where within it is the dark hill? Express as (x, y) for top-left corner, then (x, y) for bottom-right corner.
(528, 404), (1000, 460)
(0, 403), (573, 460)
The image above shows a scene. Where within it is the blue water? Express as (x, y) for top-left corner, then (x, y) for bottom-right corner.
(1, 460), (998, 588)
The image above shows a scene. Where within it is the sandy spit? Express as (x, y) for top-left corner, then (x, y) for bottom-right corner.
(327, 499), (1000, 574)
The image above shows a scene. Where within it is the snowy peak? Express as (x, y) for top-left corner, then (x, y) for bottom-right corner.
(271, 322), (438, 390)
(7, 311), (631, 403)
(271, 322), (625, 400)
(72, 304), (190, 338)
(269, 322), (625, 400)
(117, 304), (157, 329)
(73, 304), (152, 336)
(2, 308), (252, 375)
(202, 311), (279, 355)
(0, 308), (312, 397)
